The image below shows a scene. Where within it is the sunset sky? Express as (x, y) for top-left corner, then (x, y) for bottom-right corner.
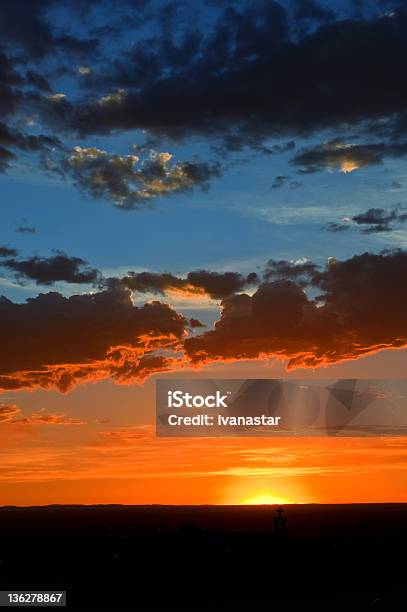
(1, 0), (407, 505)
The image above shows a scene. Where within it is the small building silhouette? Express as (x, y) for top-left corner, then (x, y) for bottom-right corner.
(274, 506), (287, 537)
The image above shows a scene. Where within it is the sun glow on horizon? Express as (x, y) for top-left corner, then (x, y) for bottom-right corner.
(240, 493), (293, 506)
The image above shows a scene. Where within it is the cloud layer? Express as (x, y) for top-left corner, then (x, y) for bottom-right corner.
(63, 146), (220, 209)
(42, 3), (407, 153)
(0, 250), (100, 285)
(327, 205), (407, 234)
(0, 404), (85, 425)
(185, 250), (407, 368)
(0, 285), (189, 391)
(2, 249), (407, 391)
(111, 269), (258, 299)
(2, 1), (407, 207)
(291, 140), (407, 174)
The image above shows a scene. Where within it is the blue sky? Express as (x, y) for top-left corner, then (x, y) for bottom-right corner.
(2, 0), (407, 505)
(2, 132), (407, 303)
(2, 0), (407, 385)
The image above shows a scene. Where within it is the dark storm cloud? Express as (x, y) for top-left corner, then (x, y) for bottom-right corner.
(263, 258), (318, 286)
(3, 249), (407, 389)
(0, 286), (188, 391)
(0, 0), (98, 59)
(0, 54), (28, 169)
(291, 140), (407, 174)
(0, 1), (98, 177)
(0, 251), (101, 285)
(40, 3), (407, 154)
(0, 251), (257, 293)
(24, 70), (51, 93)
(326, 205), (407, 233)
(0, 46), (64, 172)
(0, 53), (24, 117)
(0, 246), (18, 258)
(0, 119), (61, 173)
(0, 122), (60, 153)
(113, 269), (258, 299)
(0, 147), (15, 172)
(3, 1), (407, 194)
(293, 0), (334, 22)
(186, 270), (258, 299)
(353, 206), (407, 233)
(185, 249), (407, 369)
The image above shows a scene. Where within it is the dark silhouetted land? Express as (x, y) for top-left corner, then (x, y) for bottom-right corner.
(0, 504), (405, 609)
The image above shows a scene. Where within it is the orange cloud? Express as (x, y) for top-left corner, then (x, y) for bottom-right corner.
(0, 404), (85, 425)
(291, 140), (407, 174)
(0, 286), (188, 392)
(2, 251), (407, 392)
(113, 269), (258, 300)
(185, 251), (407, 369)
(0, 404), (21, 422)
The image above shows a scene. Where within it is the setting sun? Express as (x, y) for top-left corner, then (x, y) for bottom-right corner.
(240, 493), (292, 506)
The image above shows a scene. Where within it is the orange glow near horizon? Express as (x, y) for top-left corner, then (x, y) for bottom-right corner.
(239, 494), (293, 505)
(1, 415), (407, 506)
(221, 478), (311, 506)
(2, 352), (407, 507)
